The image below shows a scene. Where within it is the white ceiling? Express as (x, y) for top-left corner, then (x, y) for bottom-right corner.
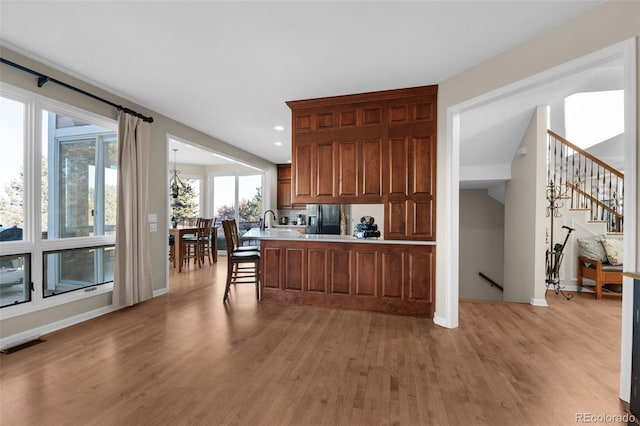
(0, 0), (603, 168)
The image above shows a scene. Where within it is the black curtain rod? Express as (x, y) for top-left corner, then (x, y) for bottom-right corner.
(0, 57), (154, 123)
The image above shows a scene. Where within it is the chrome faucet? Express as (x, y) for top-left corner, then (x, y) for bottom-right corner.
(261, 210), (276, 230)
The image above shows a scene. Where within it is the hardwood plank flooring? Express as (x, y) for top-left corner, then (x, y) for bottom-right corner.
(0, 261), (627, 425)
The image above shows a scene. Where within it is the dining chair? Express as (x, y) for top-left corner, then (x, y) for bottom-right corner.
(183, 218), (213, 268)
(221, 220), (260, 302)
(227, 219), (259, 252)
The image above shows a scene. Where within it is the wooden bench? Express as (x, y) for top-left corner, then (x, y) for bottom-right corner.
(577, 256), (623, 299)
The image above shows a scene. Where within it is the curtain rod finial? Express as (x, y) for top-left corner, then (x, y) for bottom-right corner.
(37, 76), (49, 88)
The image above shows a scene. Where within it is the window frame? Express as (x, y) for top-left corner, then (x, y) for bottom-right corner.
(0, 83), (117, 319)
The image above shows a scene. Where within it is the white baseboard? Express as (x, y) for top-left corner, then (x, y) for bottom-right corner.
(433, 313), (456, 329)
(0, 304), (121, 351)
(530, 298), (549, 307)
(153, 288), (168, 297)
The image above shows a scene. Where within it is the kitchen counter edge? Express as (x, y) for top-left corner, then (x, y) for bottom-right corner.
(243, 228), (435, 245)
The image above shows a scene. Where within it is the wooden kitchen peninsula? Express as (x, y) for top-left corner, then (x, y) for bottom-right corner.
(244, 228), (435, 317)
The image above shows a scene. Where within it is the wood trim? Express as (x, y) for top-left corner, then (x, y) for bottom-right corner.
(286, 85), (438, 110)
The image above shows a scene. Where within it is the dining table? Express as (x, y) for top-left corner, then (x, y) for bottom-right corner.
(170, 226), (218, 272)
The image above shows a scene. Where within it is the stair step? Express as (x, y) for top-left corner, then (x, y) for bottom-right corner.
(569, 208), (590, 211)
(607, 232), (624, 236)
(588, 220), (608, 223)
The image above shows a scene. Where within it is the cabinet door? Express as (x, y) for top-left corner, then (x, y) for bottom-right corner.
(316, 139), (335, 197)
(261, 246), (282, 289)
(386, 137), (408, 197)
(385, 200), (407, 240)
(329, 248), (351, 295)
(277, 165), (293, 209)
(307, 248), (328, 293)
(293, 141), (313, 200)
(277, 180), (292, 210)
(359, 138), (383, 200)
(409, 134), (435, 197)
(336, 139), (358, 198)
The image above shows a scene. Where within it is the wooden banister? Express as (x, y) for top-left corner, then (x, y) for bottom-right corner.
(547, 130), (624, 233)
(547, 130), (623, 179)
(478, 272), (504, 292)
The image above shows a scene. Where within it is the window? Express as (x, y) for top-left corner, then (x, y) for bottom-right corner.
(564, 90), (624, 149)
(42, 110), (118, 239)
(212, 173), (263, 249)
(0, 96), (26, 236)
(43, 245), (115, 297)
(0, 254), (31, 308)
(0, 84), (117, 312)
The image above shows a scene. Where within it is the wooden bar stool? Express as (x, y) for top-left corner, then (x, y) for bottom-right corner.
(221, 220), (260, 302)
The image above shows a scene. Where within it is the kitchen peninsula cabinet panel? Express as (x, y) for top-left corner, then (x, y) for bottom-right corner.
(260, 239), (434, 317)
(407, 249), (434, 302)
(329, 249), (352, 295)
(381, 251), (404, 298)
(284, 248), (304, 291)
(354, 249), (378, 297)
(262, 247), (282, 289)
(307, 249), (328, 293)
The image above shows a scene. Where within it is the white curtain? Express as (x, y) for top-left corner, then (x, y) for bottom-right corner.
(113, 111), (153, 306)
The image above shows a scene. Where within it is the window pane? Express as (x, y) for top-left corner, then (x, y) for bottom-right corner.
(213, 176), (236, 222)
(0, 97), (25, 239)
(0, 254), (31, 308)
(213, 176), (235, 251)
(43, 245), (114, 297)
(42, 111), (117, 239)
(238, 175), (262, 231)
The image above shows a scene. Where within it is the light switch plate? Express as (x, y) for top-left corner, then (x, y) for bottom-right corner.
(148, 213), (157, 223)
(149, 223), (157, 232)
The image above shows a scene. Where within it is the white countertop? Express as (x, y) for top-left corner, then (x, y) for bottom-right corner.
(243, 228), (435, 245)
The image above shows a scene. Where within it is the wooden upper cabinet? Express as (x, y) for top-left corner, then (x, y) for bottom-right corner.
(277, 164), (293, 209)
(287, 85), (437, 239)
(293, 139), (313, 200)
(336, 139), (358, 198)
(359, 138), (382, 199)
(315, 139), (335, 198)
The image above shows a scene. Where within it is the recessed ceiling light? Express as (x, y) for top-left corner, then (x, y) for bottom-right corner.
(274, 142), (283, 146)
(274, 125), (284, 131)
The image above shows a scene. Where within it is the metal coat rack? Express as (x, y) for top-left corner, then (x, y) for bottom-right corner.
(545, 179), (574, 300)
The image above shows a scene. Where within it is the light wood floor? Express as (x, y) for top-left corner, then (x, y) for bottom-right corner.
(0, 260), (627, 425)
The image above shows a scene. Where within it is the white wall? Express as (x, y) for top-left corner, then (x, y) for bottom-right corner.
(502, 106), (548, 304)
(459, 189), (504, 302)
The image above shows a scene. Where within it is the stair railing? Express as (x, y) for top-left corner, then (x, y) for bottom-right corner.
(547, 130), (624, 233)
(478, 272), (504, 292)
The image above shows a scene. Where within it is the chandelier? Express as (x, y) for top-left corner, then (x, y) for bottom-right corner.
(169, 148), (189, 201)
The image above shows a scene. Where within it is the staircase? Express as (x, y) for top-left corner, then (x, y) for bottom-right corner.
(547, 130), (624, 292)
(547, 130), (624, 234)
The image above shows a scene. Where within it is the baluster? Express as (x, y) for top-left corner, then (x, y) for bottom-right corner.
(547, 134), (552, 185)
(559, 139), (564, 193)
(571, 145), (575, 208)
